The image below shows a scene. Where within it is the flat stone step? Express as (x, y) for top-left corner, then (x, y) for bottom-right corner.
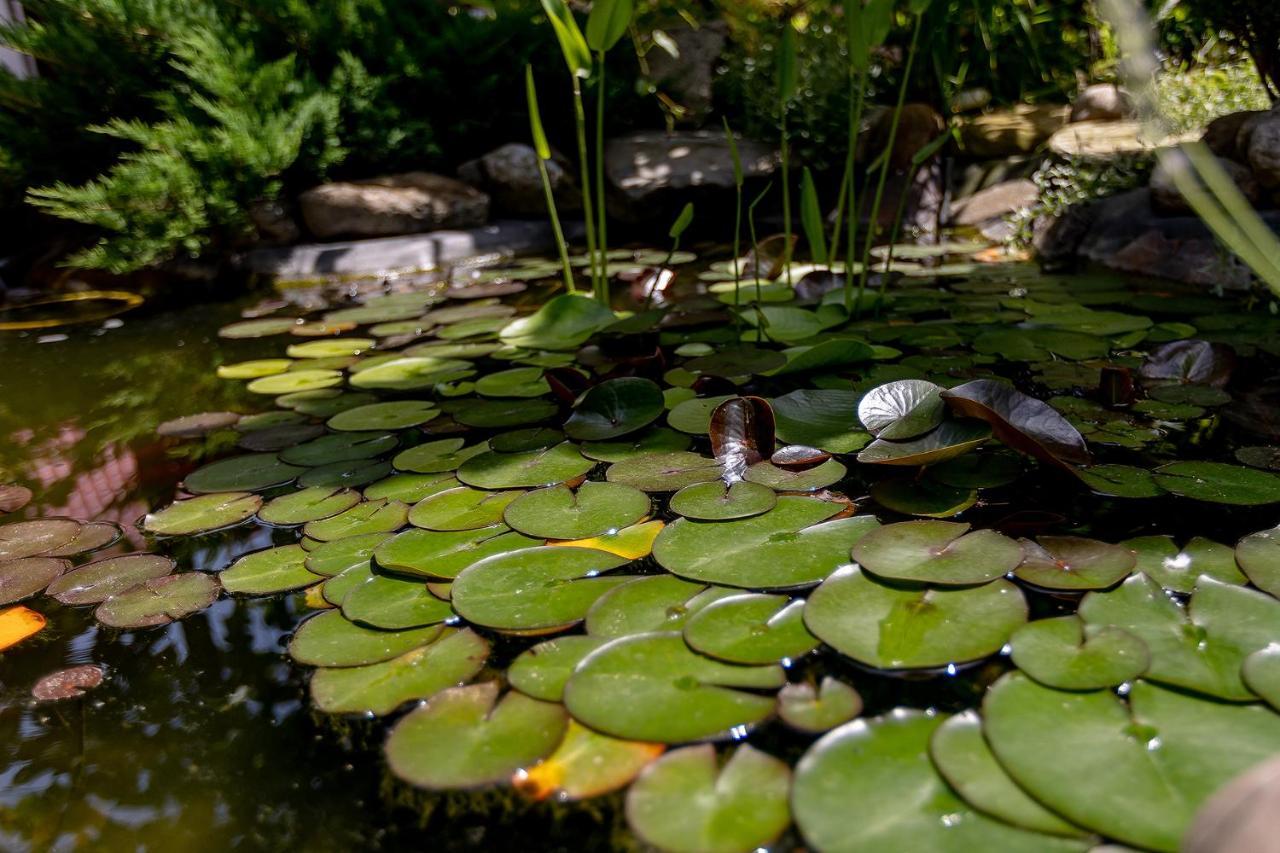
(239, 220), (559, 279)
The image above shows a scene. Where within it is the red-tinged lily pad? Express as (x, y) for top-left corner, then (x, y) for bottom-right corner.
(31, 664), (106, 702)
(856, 419), (992, 467)
(1014, 536), (1135, 591)
(94, 572), (221, 629)
(851, 520), (1023, 586)
(0, 484), (34, 514)
(47, 554), (176, 605)
(1139, 339), (1234, 387)
(709, 396), (776, 482)
(940, 379), (1091, 468)
(0, 518), (83, 561)
(0, 557), (68, 605)
(605, 451), (724, 492)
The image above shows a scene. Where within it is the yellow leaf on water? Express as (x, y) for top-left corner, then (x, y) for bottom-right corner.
(549, 520), (664, 560)
(302, 583), (333, 610)
(514, 720), (664, 801)
(0, 606), (46, 651)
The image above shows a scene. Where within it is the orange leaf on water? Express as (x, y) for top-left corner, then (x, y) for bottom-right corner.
(0, 605), (46, 651)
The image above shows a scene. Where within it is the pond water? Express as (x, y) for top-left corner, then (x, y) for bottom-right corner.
(2, 252), (1280, 853)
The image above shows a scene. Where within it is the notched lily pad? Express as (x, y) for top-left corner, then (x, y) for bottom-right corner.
(851, 521), (1023, 586)
(95, 572), (221, 629)
(1010, 615), (1150, 689)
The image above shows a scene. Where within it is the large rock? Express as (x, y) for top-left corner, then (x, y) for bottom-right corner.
(958, 104), (1070, 158)
(1150, 155), (1259, 215)
(458, 143), (581, 217)
(645, 22), (728, 121)
(248, 198), (301, 245)
(949, 178), (1038, 228)
(861, 104), (946, 171)
(604, 130), (778, 221)
(1203, 110), (1267, 161)
(299, 173), (489, 240)
(1069, 84), (1134, 123)
(1247, 114), (1280, 190)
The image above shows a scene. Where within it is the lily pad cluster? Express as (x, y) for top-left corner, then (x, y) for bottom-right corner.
(8, 249), (1280, 852)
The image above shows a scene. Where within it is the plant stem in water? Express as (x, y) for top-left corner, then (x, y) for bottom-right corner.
(595, 50), (609, 302)
(572, 75), (601, 301)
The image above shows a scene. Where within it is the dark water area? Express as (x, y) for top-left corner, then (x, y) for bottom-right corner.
(1, 263), (1279, 852)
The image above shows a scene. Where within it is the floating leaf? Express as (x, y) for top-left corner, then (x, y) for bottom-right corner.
(580, 427), (691, 462)
(32, 664), (106, 702)
(144, 492), (262, 536)
(502, 481), (649, 539)
(392, 438), (486, 473)
(669, 481), (777, 520)
(776, 677), (863, 733)
(95, 573), (220, 629)
(1139, 339), (1234, 386)
(668, 395), (736, 435)
(0, 518), (83, 560)
(457, 443), (594, 489)
(304, 531), (392, 577)
(184, 453), (304, 494)
(327, 400), (438, 432)
(1076, 464), (1164, 498)
(450, 398), (558, 429)
(246, 369), (343, 395)
(508, 635), (608, 701)
(311, 627), (489, 715)
(564, 632), (785, 742)
(1237, 527), (1280, 597)
(805, 567), (1027, 669)
(1152, 461), (1280, 505)
(940, 379), (1091, 468)
(606, 451), (724, 492)
(984, 673), (1280, 852)
(385, 682), (568, 789)
(288, 610), (443, 666)
(281, 432), (398, 467)
(374, 524), (539, 580)
(0, 605), (45, 650)
(1014, 536), (1135, 591)
(772, 389), (870, 454)
(548, 519), (664, 559)
(499, 294), (616, 350)
(857, 379), (944, 439)
(518, 719), (662, 802)
(1080, 574), (1280, 701)
(222, 545), (321, 596)
(364, 472), (459, 503)
(341, 573), (455, 630)
(654, 497), (878, 589)
(301, 499), (408, 542)
(625, 745), (791, 853)
(857, 419), (991, 466)
(452, 546), (634, 632)
(744, 458), (845, 492)
(870, 478), (977, 517)
(42, 521), (121, 559)
(1009, 615), (1149, 689)
(709, 397), (776, 483)
(408, 486), (523, 531)
(564, 378), (665, 441)
(47, 554), (175, 605)
(793, 710), (1084, 853)
(683, 593), (818, 664)
(851, 521), (1023, 586)
(0, 557), (68, 605)
(929, 711), (1088, 838)
(349, 357), (472, 391)
(258, 487), (361, 526)
(1125, 534), (1245, 594)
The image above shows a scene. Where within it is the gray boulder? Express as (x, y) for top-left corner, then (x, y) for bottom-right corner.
(458, 143), (581, 217)
(1069, 84), (1134, 123)
(1247, 114), (1280, 190)
(1149, 155), (1259, 215)
(1202, 110), (1267, 161)
(949, 178), (1038, 231)
(299, 172), (489, 240)
(604, 130), (777, 221)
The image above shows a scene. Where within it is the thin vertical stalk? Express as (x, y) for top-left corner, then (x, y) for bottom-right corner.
(748, 182), (772, 344)
(572, 76), (601, 300)
(856, 13), (923, 314)
(538, 158), (575, 294)
(841, 67), (868, 312)
(732, 182), (744, 336)
(595, 50), (609, 301)
(780, 111), (792, 285)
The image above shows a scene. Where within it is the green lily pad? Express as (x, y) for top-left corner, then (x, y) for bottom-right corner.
(1079, 574), (1280, 700)
(1014, 536), (1135, 591)
(288, 610), (443, 666)
(654, 497), (879, 589)
(42, 521), (121, 558)
(1010, 615), (1150, 689)
(580, 427), (692, 462)
(95, 572), (221, 629)
(518, 719), (664, 802)
(219, 317), (298, 338)
(385, 682), (568, 789)
(929, 711), (1088, 838)
(983, 673), (1280, 852)
(683, 593), (819, 664)
(364, 472), (459, 503)
(502, 481), (650, 540)
(0, 519), (83, 560)
(584, 576), (734, 638)
(457, 443), (594, 489)
(235, 422), (327, 452)
(1125, 534), (1246, 594)
(327, 401), (438, 432)
(776, 677), (863, 733)
(246, 369), (343, 395)
(793, 710), (1087, 853)
(392, 438), (486, 473)
(928, 452), (1024, 489)
(771, 389), (871, 454)
(258, 486), (362, 526)
(1152, 461), (1280, 505)
(1237, 445), (1280, 471)
(374, 524), (540, 580)
(1242, 645), (1280, 710)
(564, 378), (665, 441)
(184, 453), (305, 494)
(563, 632), (785, 742)
(805, 567), (1027, 670)
(301, 499), (408, 542)
(1236, 527), (1280, 597)
(452, 546), (634, 632)
(1076, 464), (1164, 498)
(771, 339), (875, 376)
(488, 427), (565, 453)
(0, 557), (68, 605)
(348, 357), (473, 391)
(606, 451), (724, 492)
(669, 481), (777, 520)
(857, 420), (992, 466)
(625, 745), (792, 853)
(279, 390), (377, 417)
(450, 398), (558, 429)
(668, 395), (735, 435)
(851, 521), (1024, 586)
(310, 627), (490, 716)
(686, 346), (787, 378)
(143, 492), (262, 536)
(322, 562), (374, 606)
(304, 532), (392, 577)
(508, 635), (608, 701)
(499, 293), (617, 350)
(474, 366), (551, 398)
(743, 458), (846, 491)
(47, 554), (176, 605)
(870, 478), (978, 517)
(341, 573), (455, 629)
(280, 432), (398, 467)
(221, 544), (322, 595)
(297, 459), (393, 489)
(286, 337), (374, 358)
(408, 486), (523, 531)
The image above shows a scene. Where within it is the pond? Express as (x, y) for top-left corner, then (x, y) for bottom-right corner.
(2, 247), (1280, 853)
